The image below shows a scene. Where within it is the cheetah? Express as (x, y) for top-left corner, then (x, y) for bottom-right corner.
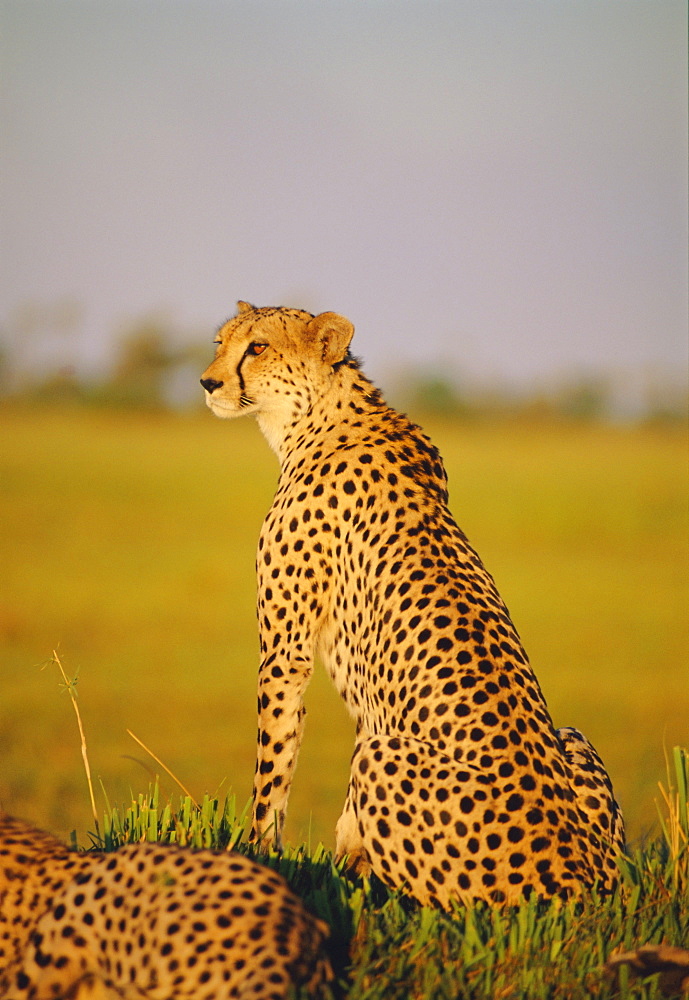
(0, 813), (331, 999)
(200, 301), (625, 908)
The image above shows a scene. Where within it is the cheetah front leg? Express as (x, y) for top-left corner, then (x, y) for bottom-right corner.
(250, 654), (313, 848)
(335, 774), (372, 877)
(250, 518), (333, 850)
(335, 724), (374, 875)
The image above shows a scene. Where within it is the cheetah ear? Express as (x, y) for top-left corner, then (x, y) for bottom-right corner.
(305, 312), (354, 365)
(236, 300), (255, 314)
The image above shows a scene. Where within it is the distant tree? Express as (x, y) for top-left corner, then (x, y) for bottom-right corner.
(109, 318), (176, 406)
(0, 334), (10, 396)
(556, 375), (611, 420)
(407, 373), (466, 415)
(1, 298), (82, 396)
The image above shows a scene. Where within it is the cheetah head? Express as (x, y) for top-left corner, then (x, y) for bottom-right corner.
(200, 301), (354, 453)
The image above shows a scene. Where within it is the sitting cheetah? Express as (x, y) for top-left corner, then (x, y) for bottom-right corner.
(0, 813), (331, 999)
(201, 302), (625, 908)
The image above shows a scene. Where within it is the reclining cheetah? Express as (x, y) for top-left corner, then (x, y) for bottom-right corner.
(0, 813), (331, 999)
(201, 302), (625, 908)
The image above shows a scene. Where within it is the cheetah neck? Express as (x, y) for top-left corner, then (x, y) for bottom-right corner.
(257, 363), (382, 467)
(256, 406), (297, 460)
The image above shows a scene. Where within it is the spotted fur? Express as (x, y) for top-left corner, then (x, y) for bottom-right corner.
(0, 814), (330, 999)
(201, 302), (625, 907)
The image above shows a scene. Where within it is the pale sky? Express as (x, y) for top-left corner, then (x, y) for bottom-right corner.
(2, 1), (687, 401)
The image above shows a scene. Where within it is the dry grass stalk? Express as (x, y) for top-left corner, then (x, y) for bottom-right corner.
(126, 728), (200, 809)
(48, 649), (100, 840)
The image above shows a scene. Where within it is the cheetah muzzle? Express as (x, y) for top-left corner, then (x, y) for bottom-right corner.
(201, 301), (625, 908)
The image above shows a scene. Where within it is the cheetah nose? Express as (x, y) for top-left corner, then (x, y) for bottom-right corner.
(200, 377), (224, 393)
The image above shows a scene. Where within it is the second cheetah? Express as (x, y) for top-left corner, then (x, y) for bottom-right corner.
(0, 813), (330, 1000)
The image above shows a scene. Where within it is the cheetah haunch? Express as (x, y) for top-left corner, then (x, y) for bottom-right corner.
(0, 814), (330, 1000)
(201, 302), (625, 908)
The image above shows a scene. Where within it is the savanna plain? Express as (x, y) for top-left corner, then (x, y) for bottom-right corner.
(1, 403), (687, 998)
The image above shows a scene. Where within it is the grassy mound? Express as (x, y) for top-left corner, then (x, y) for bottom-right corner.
(85, 747), (688, 1000)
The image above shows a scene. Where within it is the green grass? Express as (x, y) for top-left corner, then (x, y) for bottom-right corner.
(0, 404), (687, 852)
(80, 747), (689, 999)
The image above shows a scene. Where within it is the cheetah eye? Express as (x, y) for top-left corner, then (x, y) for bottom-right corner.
(247, 342), (268, 356)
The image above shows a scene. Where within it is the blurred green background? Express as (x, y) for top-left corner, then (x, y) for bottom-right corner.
(1, 404), (687, 849)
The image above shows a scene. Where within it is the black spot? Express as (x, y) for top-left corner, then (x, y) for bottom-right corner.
(377, 818), (391, 838)
(531, 836), (550, 852)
